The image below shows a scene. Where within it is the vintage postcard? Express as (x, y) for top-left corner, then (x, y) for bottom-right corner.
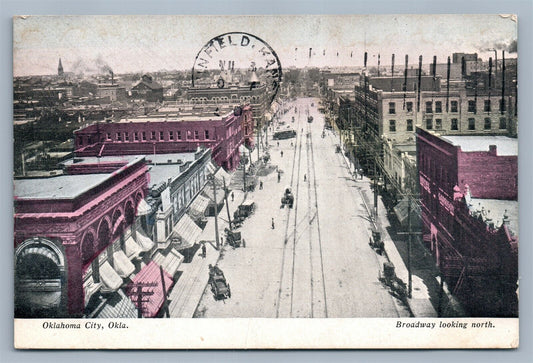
(13, 14), (518, 349)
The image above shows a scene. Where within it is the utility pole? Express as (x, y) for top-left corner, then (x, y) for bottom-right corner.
(129, 282), (156, 318)
(373, 160), (378, 220)
(223, 177), (233, 231)
(397, 195), (422, 298)
(159, 266), (170, 318)
(211, 174), (220, 250)
(242, 157), (247, 192)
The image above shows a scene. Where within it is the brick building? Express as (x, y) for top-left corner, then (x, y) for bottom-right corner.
(14, 157), (150, 317)
(416, 128), (518, 316)
(73, 105), (254, 171)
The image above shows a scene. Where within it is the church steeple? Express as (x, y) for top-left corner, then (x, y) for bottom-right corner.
(58, 58), (64, 76)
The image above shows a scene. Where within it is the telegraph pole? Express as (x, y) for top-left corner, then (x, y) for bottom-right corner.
(211, 175), (220, 250)
(223, 177), (233, 231)
(397, 195), (422, 298)
(159, 266), (170, 318)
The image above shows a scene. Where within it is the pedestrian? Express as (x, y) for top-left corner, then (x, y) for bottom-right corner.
(271, 218), (275, 229)
(231, 191), (234, 202)
(259, 181), (263, 190)
(290, 142), (293, 147)
(220, 237), (224, 246)
(277, 141), (280, 147)
(277, 172), (281, 183)
(280, 151), (283, 158)
(201, 243), (206, 258)
(304, 174), (307, 182)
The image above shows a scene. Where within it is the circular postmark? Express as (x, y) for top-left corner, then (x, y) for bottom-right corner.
(191, 32), (282, 105)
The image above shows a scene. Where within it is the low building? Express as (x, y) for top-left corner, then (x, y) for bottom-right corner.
(131, 74), (164, 102)
(416, 128), (518, 316)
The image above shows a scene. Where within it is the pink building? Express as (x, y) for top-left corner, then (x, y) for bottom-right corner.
(14, 157), (150, 317)
(416, 127), (518, 316)
(74, 105), (254, 171)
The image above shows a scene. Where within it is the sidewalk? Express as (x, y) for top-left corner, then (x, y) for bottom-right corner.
(167, 189), (246, 318)
(337, 142), (438, 317)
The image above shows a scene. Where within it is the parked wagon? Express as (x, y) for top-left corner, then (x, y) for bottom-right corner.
(281, 187), (294, 208)
(208, 265), (231, 301)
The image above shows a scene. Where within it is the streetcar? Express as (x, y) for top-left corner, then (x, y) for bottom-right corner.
(273, 128), (297, 140)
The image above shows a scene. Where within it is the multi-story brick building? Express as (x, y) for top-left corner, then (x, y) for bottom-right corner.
(73, 105), (254, 171)
(416, 128), (518, 316)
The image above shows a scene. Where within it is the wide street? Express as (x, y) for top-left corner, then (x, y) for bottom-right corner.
(195, 97), (410, 318)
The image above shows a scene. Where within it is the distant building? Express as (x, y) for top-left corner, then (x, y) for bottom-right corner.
(452, 52), (478, 64)
(416, 128), (518, 316)
(58, 58), (64, 76)
(73, 105), (254, 171)
(131, 74), (164, 102)
(96, 84), (127, 102)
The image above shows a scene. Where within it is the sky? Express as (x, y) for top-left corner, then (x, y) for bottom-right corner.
(13, 14), (518, 77)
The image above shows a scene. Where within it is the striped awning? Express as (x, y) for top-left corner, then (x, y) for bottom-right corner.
(100, 261), (123, 292)
(153, 248), (183, 277)
(95, 289), (137, 319)
(83, 276), (103, 307)
(127, 261), (174, 318)
(125, 235), (142, 260)
(171, 214), (202, 249)
(188, 194), (210, 219)
(136, 199), (152, 216)
(136, 231), (155, 252)
(113, 250), (135, 278)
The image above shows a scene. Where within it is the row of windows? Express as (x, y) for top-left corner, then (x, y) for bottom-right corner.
(388, 117), (508, 132)
(388, 99), (507, 114)
(106, 130), (211, 142)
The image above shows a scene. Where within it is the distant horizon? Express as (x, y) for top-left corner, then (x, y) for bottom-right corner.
(13, 15), (517, 77)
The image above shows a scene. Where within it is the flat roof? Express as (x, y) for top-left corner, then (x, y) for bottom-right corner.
(469, 198), (518, 236)
(441, 135), (517, 156)
(15, 173), (110, 199)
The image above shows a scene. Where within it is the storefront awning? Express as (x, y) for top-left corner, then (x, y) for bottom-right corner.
(393, 199), (420, 226)
(188, 194), (210, 219)
(170, 214), (202, 249)
(83, 276), (103, 307)
(95, 289), (137, 319)
(136, 231), (155, 252)
(136, 199), (152, 216)
(113, 250), (135, 278)
(125, 235), (142, 260)
(127, 261), (174, 318)
(153, 248), (183, 277)
(201, 188), (226, 205)
(100, 261), (123, 292)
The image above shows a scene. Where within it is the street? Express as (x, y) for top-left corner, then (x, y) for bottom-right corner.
(195, 98), (410, 318)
